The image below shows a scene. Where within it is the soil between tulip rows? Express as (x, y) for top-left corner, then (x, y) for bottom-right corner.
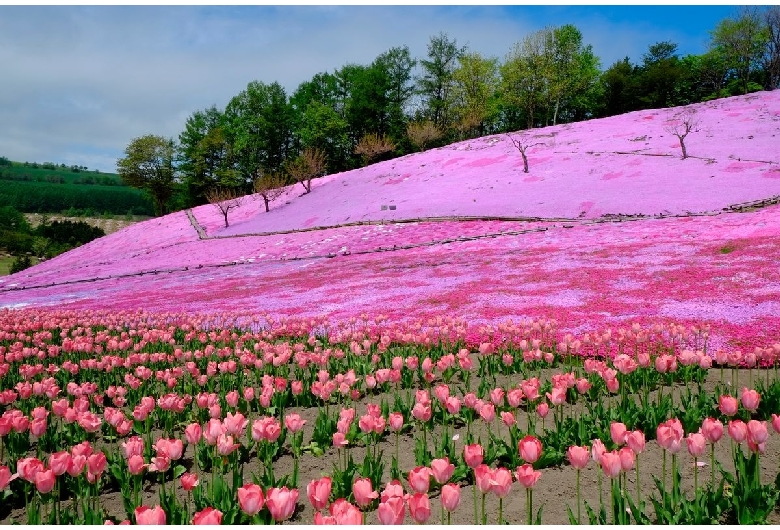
(1, 368), (779, 525)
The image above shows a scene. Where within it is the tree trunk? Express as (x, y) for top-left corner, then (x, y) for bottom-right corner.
(263, 196), (270, 213)
(553, 99), (560, 126)
(521, 151), (529, 173)
(223, 210), (229, 228)
(679, 137), (688, 160)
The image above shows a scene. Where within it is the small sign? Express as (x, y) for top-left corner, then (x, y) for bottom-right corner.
(381, 205), (388, 211)
(389, 205), (396, 210)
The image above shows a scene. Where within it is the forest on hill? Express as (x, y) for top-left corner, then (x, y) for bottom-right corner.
(115, 7), (780, 217)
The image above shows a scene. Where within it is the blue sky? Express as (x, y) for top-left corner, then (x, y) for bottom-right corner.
(0, 5), (740, 173)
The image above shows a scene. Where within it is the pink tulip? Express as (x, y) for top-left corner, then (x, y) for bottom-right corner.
(718, 395), (738, 417)
(388, 412), (403, 431)
(238, 483), (265, 516)
(518, 435), (542, 463)
(407, 466), (431, 493)
(701, 418), (724, 444)
(567, 445), (590, 470)
(284, 413), (306, 433)
(35, 469), (55, 494)
(353, 477), (379, 508)
(380, 480), (405, 502)
(656, 418), (684, 454)
(49, 451), (71, 476)
(490, 467), (513, 498)
(441, 483), (461, 512)
(747, 420), (769, 445)
(135, 506), (166, 525)
(329, 498), (362, 525)
(224, 412), (248, 437)
(686, 432), (707, 457)
(430, 457), (455, 484)
(771, 414), (780, 434)
(728, 420), (748, 443)
(474, 464), (493, 493)
(618, 447), (635, 472)
(266, 487), (299, 522)
(536, 402), (550, 418)
(515, 463), (542, 488)
(610, 422), (628, 447)
(128, 455), (147, 475)
(181, 472), (199, 491)
(740, 388), (760, 413)
(307, 476), (332, 512)
(547, 386), (567, 406)
(407, 492), (432, 524)
(575, 378), (592, 395)
(445, 396), (461, 415)
(591, 438), (606, 463)
(0, 466), (17, 490)
(599, 451), (623, 478)
(184, 423), (202, 445)
(626, 431), (645, 454)
(192, 507), (222, 525)
(377, 497), (405, 525)
(216, 434), (239, 456)
(463, 444), (484, 468)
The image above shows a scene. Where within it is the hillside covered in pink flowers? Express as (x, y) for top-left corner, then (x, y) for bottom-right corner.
(2, 91), (780, 351)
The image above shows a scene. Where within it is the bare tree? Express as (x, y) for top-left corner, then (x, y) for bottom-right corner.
(205, 187), (244, 228)
(664, 107), (700, 160)
(286, 147), (326, 194)
(253, 170), (287, 213)
(507, 133), (544, 173)
(406, 121), (442, 152)
(354, 133), (396, 165)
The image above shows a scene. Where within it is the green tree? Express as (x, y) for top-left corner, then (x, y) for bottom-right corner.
(638, 41), (685, 108)
(500, 29), (549, 129)
(224, 81), (293, 181)
(417, 32), (466, 131)
(451, 52), (500, 138)
(116, 135), (177, 216)
(598, 58), (640, 116)
(762, 6), (780, 89)
(709, 7), (769, 94)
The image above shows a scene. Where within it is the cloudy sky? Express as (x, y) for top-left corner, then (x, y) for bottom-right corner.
(0, 5), (738, 173)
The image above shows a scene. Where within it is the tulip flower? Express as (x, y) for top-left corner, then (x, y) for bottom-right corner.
(407, 492), (432, 524)
(610, 422), (628, 447)
(718, 395), (738, 417)
(407, 466), (431, 494)
(491, 467), (513, 524)
(740, 388), (760, 413)
(307, 477), (332, 512)
(192, 507), (222, 525)
(135, 505), (166, 525)
(430, 457), (455, 485)
(352, 477), (378, 508)
(377, 497), (405, 525)
(567, 445), (589, 523)
(181, 472), (199, 491)
(238, 483), (265, 517)
(266, 487), (299, 522)
(515, 463), (542, 525)
(518, 435), (542, 464)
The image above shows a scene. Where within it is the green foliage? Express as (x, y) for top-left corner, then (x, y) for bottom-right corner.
(9, 254), (33, 274)
(117, 134), (177, 216)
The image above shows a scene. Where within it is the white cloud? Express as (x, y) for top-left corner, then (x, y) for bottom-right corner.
(0, 5), (730, 172)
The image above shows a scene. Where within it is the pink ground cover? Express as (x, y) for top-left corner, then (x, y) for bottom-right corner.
(212, 90), (780, 235)
(2, 92), (779, 353)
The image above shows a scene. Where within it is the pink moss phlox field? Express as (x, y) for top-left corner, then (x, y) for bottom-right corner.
(211, 91), (780, 235)
(1, 92), (780, 355)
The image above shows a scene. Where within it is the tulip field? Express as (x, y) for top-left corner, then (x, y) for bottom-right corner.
(1, 91), (780, 524)
(0, 310), (780, 525)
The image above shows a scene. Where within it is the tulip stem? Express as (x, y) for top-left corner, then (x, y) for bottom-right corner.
(527, 487), (533, 525)
(635, 454), (640, 505)
(473, 471), (478, 525)
(710, 443), (715, 485)
(576, 468), (581, 525)
(481, 492), (486, 525)
(498, 497), (503, 525)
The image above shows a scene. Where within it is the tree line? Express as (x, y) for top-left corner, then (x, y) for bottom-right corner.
(118, 7), (780, 217)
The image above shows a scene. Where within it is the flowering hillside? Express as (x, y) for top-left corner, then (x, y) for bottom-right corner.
(1, 91), (779, 350)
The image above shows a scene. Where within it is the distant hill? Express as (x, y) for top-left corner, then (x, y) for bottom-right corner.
(2, 91), (780, 351)
(0, 158), (155, 216)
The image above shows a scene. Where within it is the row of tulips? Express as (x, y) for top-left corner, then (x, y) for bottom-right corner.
(0, 309), (779, 523)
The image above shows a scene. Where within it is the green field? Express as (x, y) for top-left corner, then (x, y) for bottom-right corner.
(0, 160), (156, 216)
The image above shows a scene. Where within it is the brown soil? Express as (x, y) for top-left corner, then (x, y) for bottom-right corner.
(2, 368), (779, 525)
